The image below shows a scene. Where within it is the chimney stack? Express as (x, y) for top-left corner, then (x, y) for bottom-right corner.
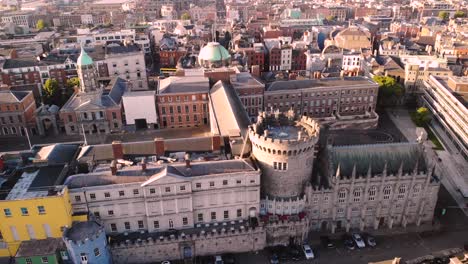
(185, 153), (191, 169)
(110, 160), (117, 175)
(141, 157), (147, 172)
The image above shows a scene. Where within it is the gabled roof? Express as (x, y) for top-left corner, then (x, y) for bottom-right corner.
(0, 90), (30, 103)
(141, 166), (186, 187)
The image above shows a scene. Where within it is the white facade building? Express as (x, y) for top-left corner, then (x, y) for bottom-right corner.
(66, 159), (261, 234)
(105, 43), (149, 90)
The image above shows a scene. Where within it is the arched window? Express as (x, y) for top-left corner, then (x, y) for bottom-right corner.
(368, 186), (377, 201)
(272, 149), (276, 155)
(338, 189), (347, 203)
(397, 185), (407, 200)
(412, 184), (421, 198)
(353, 188), (362, 202)
(383, 186), (392, 200)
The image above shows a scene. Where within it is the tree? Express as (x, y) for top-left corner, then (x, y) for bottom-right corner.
(454, 11), (466, 18)
(43, 79), (59, 104)
(326, 15), (336, 22)
(36, 19), (46, 30)
(181, 12), (191, 20)
(65, 77), (80, 97)
(372, 75), (404, 106)
(438, 11), (449, 21)
(413, 107), (431, 127)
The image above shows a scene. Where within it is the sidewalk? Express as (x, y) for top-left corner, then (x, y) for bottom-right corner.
(386, 108), (468, 217)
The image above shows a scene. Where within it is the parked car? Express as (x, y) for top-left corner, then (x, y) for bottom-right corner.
(364, 234), (377, 247)
(215, 255), (224, 264)
(270, 254), (279, 264)
(302, 244), (315, 259)
(320, 236), (335, 249)
(352, 233), (366, 249)
(161, 261), (171, 264)
(343, 234), (355, 250)
(287, 246), (303, 261)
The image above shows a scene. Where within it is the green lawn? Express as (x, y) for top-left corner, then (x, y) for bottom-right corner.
(409, 111), (444, 150)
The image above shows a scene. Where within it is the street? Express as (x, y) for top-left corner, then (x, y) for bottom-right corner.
(233, 186), (468, 264)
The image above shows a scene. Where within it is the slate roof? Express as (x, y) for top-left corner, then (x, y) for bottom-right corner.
(158, 76), (209, 94)
(2, 59), (38, 69)
(61, 77), (126, 111)
(106, 43), (141, 55)
(209, 81), (251, 137)
(0, 90), (30, 103)
(15, 238), (65, 258)
(64, 221), (103, 242)
(65, 160), (256, 188)
(328, 142), (427, 177)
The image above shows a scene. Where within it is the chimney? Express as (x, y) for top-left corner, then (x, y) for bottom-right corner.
(141, 157), (147, 172)
(185, 153), (191, 168)
(251, 65), (260, 78)
(112, 141), (124, 159)
(154, 138), (165, 156)
(110, 160), (117, 175)
(298, 131), (302, 140)
(264, 129), (269, 137)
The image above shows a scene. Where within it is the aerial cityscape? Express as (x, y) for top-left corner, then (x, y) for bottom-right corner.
(0, 0), (467, 263)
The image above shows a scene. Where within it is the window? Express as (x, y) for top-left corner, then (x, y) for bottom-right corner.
(397, 185), (406, 200)
(193, 105), (197, 112)
(80, 253), (88, 262)
(368, 187), (377, 201)
(108, 210), (114, 216)
(124, 222), (131, 230)
(94, 248), (100, 257)
(37, 206), (46, 214)
(338, 189), (347, 203)
(211, 212), (216, 221)
(25, 258), (32, 264)
(169, 219), (174, 229)
(133, 189), (139, 195)
(104, 192), (110, 198)
(413, 184), (421, 198)
(197, 213), (203, 222)
(94, 212), (100, 218)
(180, 185), (186, 191)
(224, 210), (229, 219)
(209, 181), (215, 187)
(110, 223), (117, 232)
(237, 209), (242, 217)
(383, 186), (392, 200)
(138, 220), (144, 229)
(41, 257), (48, 263)
(196, 183), (201, 188)
(223, 180), (228, 185)
(89, 193), (96, 200)
(182, 217), (188, 225)
(165, 187), (171, 192)
(353, 188), (362, 202)
(4, 208), (12, 217)
(119, 191), (125, 197)
(153, 221), (159, 229)
(112, 112), (117, 119)
(236, 180), (241, 184)
(21, 207), (28, 216)
(150, 188), (156, 194)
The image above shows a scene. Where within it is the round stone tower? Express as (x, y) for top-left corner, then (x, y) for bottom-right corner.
(249, 110), (320, 199)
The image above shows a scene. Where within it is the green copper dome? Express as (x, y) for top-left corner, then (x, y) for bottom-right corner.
(198, 42), (231, 68)
(77, 46), (94, 66)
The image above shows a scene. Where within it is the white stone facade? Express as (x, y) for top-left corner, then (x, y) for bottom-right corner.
(67, 160), (261, 234)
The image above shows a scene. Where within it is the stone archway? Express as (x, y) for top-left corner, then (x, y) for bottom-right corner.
(36, 116), (59, 136)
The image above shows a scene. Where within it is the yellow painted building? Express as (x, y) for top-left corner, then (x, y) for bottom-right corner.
(0, 186), (73, 257)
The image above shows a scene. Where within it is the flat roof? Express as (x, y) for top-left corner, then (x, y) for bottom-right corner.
(267, 77), (376, 92)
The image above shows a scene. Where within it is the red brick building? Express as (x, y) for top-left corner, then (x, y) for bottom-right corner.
(157, 76), (210, 128)
(291, 48), (307, 71)
(0, 89), (37, 136)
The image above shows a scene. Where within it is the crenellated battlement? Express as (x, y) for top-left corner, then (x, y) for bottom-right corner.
(249, 111), (320, 155)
